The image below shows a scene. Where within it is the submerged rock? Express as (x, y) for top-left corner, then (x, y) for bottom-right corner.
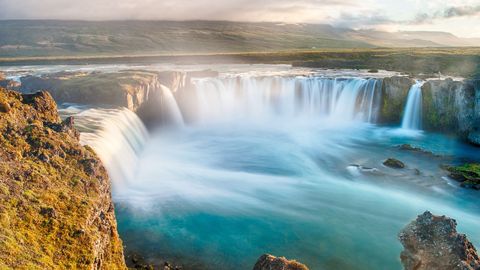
(399, 211), (480, 270)
(383, 158), (405, 169)
(253, 254), (309, 270)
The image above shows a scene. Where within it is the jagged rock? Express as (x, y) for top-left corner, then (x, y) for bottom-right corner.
(0, 88), (126, 269)
(253, 254), (309, 270)
(383, 158), (405, 169)
(399, 211), (480, 270)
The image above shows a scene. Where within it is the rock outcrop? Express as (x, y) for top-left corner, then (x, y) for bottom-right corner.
(253, 254), (309, 270)
(379, 76), (414, 124)
(422, 79), (476, 136)
(0, 88), (126, 269)
(383, 158), (406, 169)
(399, 211), (480, 270)
(19, 70), (186, 112)
(446, 163), (480, 190)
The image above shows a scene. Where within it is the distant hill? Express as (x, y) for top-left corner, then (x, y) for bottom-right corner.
(0, 20), (478, 58)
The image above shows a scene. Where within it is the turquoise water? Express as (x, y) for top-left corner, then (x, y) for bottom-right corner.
(114, 121), (480, 270)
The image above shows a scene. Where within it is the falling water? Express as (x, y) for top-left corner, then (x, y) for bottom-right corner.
(185, 76), (382, 124)
(60, 107), (149, 189)
(159, 85), (185, 127)
(401, 81), (424, 130)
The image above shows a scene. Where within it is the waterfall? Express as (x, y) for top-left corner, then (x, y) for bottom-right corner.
(158, 85), (185, 127)
(186, 76), (382, 124)
(64, 107), (149, 188)
(401, 81), (424, 130)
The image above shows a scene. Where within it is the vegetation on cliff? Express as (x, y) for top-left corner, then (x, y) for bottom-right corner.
(0, 88), (125, 269)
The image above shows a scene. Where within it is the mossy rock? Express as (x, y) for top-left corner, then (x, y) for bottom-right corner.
(383, 158), (406, 169)
(447, 163), (480, 189)
(0, 88), (126, 269)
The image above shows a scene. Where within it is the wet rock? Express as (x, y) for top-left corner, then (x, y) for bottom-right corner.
(383, 158), (405, 169)
(379, 76), (414, 124)
(445, 163), (480, 189)
(20, 71), (186, 112)
(422, 79), (476, 135)
(468, 131), (480, 147)
(253, 254), (309, 270)
(399, 211), (480, 270)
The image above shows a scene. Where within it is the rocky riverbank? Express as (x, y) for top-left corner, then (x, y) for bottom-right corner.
(0, 88), (125, 269)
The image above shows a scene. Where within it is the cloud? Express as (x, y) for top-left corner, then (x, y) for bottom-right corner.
(0, 0), (359, 21)
(413, 5), (480, 24)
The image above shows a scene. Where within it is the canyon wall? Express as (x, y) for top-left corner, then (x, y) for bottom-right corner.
(20, 71), (186, 112)
(0, 88), (126, 269)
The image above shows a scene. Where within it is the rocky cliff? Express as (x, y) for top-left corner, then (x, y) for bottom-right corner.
(20, 71), (186, 112)
(0, 88), (126, 269)
(422, 79), (476, 136)
(379, 76), (480, 144)
(379, 76), (414, 124)
(399, 211), (480, 270)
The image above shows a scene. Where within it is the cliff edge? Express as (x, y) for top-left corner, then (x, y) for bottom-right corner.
(0, 88), (126, 269)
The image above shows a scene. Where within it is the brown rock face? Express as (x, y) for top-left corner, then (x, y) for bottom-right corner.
(399, 211), (480, 270)
(253, 254), (309, 270)
(0, 88), (126, 269)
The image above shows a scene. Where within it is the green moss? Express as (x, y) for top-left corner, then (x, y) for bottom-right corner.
(0, 88), (126, 269)
(448, 163), (480, 184)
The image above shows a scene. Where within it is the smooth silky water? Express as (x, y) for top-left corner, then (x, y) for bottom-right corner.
(58, 72), (480, 270)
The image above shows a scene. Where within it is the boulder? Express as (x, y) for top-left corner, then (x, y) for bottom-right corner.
(399, 211), (480, 270)
(253, 254), (308, 270)
(383, 158), (405, 169)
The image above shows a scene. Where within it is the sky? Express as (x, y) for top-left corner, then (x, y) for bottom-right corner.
(1, 0), (480, 38)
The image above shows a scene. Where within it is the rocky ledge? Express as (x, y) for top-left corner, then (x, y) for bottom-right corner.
(19, 70), (186, 112)
(253, 254), (309, 270)
(0, 88), (125, 269)
(399, 211), (480, 270)
(445, 163), (480, 190)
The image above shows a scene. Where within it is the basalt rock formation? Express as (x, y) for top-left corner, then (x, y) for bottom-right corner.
(399, 211), (480, 270)
(20, 70), (186, 112)
(0, 88), (126, 269)
(422, 79), (476, 136)
(379, 76), (414, 124)
(253, 254), (309, 270)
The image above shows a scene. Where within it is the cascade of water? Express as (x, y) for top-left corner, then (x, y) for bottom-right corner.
(159, 85), (185, 127)
(188, 76), (381, 124)
(401, 81), (424, 130)
(68, 108), (149, 188)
